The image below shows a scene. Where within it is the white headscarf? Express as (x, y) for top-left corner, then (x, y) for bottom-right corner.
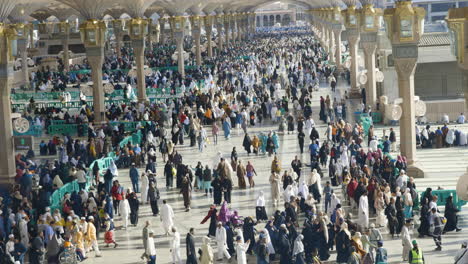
(256, 191), (265, 207)
(110, 160), (118, 176)
(298, 178), (309, 199)
(283, 185), (294, 202)
(292, 234), (304, 256)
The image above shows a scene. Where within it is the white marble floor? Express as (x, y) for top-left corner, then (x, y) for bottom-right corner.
(79, 85), (468, 264)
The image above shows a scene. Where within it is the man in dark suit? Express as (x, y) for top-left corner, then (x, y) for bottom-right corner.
(186, 228), (197, 264)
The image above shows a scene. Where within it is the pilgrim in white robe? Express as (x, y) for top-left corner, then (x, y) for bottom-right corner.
(235, 240), (250, 264)
(119, 198), (130, 229)
(140, 174), (149, 204)
(358, 194), (369, 230)
(160, 203), (175, 234)
(215, 226), (231, 260)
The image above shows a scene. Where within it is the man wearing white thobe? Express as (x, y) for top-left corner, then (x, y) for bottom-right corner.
(171, 227), (182, 264)
(401, 220), (412, 261)
(358, 192), (369, 231)
(119, 197), (130, 229)
(235, 236), (250, 264)
(140, 173), (149, 204)
(160, 200), (174, 235)
(304, 117), (314, 137)
(215, 223), (231, 261)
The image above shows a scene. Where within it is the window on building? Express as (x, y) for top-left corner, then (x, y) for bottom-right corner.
(459, 1), (468, 7)
(431, 15), (446, 22)
(418, 4), (428, 10)
(431, 3), (453, 12)
(418, 4), (429, 20)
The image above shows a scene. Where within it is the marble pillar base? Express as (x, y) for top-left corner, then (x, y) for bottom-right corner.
(0, 174), (16, 190)
(346, 98), (362, 124)
(348, 89), (362, 100)
(407, 162), (425, 178)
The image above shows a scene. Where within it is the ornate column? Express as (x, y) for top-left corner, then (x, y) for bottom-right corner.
(231, 14), (237, 43)
(342, 3), (361, 97)
(323, 24), (329, 53)
(250, 13), (256, 35)
(147, 19), (153, 49)
(330, 5), (343, 69)
(328, 27), (334, 64)
(38, 23), (47, 35)
(333, 27), (343, 68)
(216, 15), (224, 50)
(204, 15), (214, 58)
(224, 14), (230, 45)
(112, 19), (123, 57)
(159, 18), (166, 44)
(238, 14), (244, 42)
(129, 18), (149, 102)
(14, 24), (29, 86)
(190, 16), (202, 66)
(154, 23), (160, 44)
(170, 16), (186, 77)
(359, 3), (383, 108)
(384, 1), (425, 177)
(446, 7), (468, 195)
(0, 25), (17, 187)
(79, 20), (107, 124)
(59, 22), (71, 72)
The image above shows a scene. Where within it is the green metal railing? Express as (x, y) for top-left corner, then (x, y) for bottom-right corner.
(414, 189), (467, 211)
(49, 130), (144, 212)
(48, 123), (89, 136)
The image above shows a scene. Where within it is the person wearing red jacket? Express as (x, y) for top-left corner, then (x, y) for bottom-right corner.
(347, 177), (358, 209)
(110, 181), (124, 216)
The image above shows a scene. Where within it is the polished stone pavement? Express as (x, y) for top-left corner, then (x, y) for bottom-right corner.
(73, 85), (468, 264)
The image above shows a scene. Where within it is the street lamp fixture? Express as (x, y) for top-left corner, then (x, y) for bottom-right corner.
(79, 19), (107, 47)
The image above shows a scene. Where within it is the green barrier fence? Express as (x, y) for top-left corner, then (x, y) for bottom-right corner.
(371, 112), (383, 123)
(49, 180), (81, 213)
(48, 124), (89, 136)
(414, 189), (467, 211)
(45, 64), (213, 77)
(12, 79), (205, 105)
(109, 121), (144, 133)
(49, 130), (144, 213)
(13, 125), (43, 137)
(11, 91), (84, 101)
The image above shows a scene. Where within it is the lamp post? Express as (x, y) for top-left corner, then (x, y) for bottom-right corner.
(446, 7), (468, 198)
(79, 19), (108, 124)
(359, 1), (383, 108)
(0, 24), (17, 187)
(384, 0), (425, 177)
(170, 16), (186, 77)
(342, 3), (361, 97)
(129, 18), (149, 102)
(190, 15), (202, 66)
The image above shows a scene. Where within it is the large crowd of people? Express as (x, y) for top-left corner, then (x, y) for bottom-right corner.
(1, 25), (467, 264)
